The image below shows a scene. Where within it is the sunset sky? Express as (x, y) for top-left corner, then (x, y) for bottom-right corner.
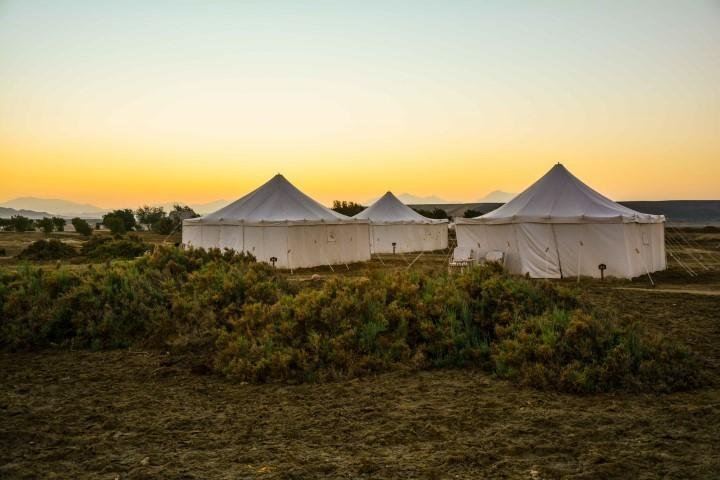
(1, 1), (719, 208)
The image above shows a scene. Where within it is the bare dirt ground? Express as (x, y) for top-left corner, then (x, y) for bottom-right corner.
(1, 230), (719, 479)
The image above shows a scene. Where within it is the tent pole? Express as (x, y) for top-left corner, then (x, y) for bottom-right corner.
(577, 240), (583, 283)
(636, 248), (655, 286)
(406, 252), (423, 270)
(550, 224), (564, 279)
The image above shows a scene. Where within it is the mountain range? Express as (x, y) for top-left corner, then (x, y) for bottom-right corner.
(1, 197), (718, 225)
(2, 194), (516, 217)
(365, 191), (516, 206)
(0, 197), (106, 217)
(0, 197), (231, 218)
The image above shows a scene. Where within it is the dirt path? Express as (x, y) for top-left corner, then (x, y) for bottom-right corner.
(614, 287), (720, 296)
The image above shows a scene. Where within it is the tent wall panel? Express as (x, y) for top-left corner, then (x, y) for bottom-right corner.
(182, 224), (203, 249)
(219, 225), (244, 252)
(457, 222), (666, 279)
(368, 223), (448, 253)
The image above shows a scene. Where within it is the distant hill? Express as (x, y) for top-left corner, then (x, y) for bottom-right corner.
(620, 201), (720, 225)
(477, 190), (516, 203)
(0, 197), (106, 217)
(409, 203), (503, 219)
(366, 193), (453, 205)
(0, 206), (64, 219)
(409, 200), (720, 225)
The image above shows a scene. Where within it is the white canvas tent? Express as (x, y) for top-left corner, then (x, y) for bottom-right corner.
(455, 164), (666, 279)
(182, 174), (371, 269)
(354, 192), (448, 253)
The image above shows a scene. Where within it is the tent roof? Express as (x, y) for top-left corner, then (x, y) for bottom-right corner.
(186, 174), (361, 225)
(354, 191), (447, 224)
(458, 164), (664, 224)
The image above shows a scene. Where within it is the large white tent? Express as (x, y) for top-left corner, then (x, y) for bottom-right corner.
(354, 192), (448, 253)
(182, 174), (371, 269)
(455, 164), (666, 279)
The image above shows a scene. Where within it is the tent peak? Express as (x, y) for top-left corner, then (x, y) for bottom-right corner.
(354, 190), (446, 223)
(464, 163), (663, 224)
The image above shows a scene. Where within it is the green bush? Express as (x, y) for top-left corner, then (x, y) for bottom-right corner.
(490, 309), (705, 393)
(0, 247), (705, 393)
(17, 239), (77, 260)
(80, 235), (152, 260)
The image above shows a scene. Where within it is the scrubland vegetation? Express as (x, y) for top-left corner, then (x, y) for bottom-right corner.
(0, 246), (704, 393)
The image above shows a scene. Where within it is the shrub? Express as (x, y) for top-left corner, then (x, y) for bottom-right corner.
(80, 235), (152, 260)
(17, 239), (77, 260)
(491, 309), (705, 393)
(0, 248), (705, 393)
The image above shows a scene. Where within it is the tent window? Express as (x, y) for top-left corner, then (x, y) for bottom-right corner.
(642, 231), (650, 246)
(327, 231), (337, 243)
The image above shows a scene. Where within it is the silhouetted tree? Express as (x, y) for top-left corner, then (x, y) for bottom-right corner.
(52, 217), (66, 232)
(103, 216), (126, 235)
(331, 200), (366, 217)
(37, 217), (55, 234)
(102, 209), (136, 233)
(413, 208), (449, 220)
(72, 217), (93, 236)
(135, 205), (166, 230)
(10, 215), (34, 232)
(463, 209), (482, 218)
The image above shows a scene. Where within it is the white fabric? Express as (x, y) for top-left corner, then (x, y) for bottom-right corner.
(455, 164), (664, 225)
(182, 175), (371, 268)
(452, 246), (473, 262)
(354, 191), (449, 253)
(485, 251), (504, 263)
(355, 191), (446, 224)
(189, 174), (349, 225)
(455, 164), (666, 279)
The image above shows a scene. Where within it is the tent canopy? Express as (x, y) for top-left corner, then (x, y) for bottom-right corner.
(354, 191), (448, 224)
(457, 164), (664, 225)
(186, 174), (362, 226)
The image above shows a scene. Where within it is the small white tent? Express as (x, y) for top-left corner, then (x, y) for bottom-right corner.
(354, 192), (448, 253)
(455, 164), (666, 278)
(182, 175), (371, 269)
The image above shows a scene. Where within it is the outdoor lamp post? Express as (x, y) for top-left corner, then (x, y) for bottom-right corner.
(270, 256), (277, 268)
(392, 242), (397, 254)
(598, 263), (606, 280)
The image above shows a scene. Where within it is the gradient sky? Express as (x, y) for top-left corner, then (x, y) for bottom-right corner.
(1, 0), (719, 208)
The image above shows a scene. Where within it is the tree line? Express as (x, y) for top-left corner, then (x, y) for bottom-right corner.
(0, 204), (198, 236)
